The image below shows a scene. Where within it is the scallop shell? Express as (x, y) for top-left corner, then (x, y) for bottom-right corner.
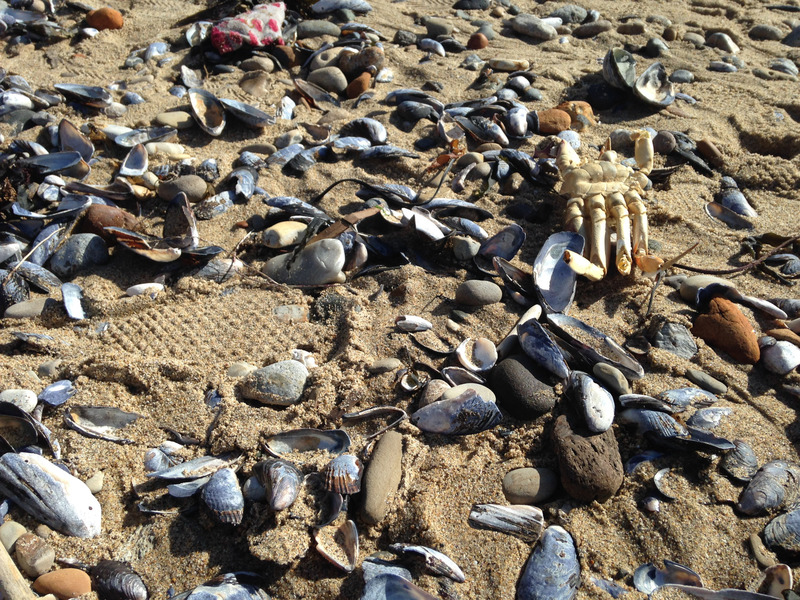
(322, 454), (363, 495)
(201, 467), (244, 525)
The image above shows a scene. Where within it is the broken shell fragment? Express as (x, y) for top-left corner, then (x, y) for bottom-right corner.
(602, 48), (637, 90)
(633, 62), (675, 107)
(63, 406), (142, 444)
(396, 315), (432, 332)
(314, 519), (358, 573)
(456, 337), (498, 372)
(468, 503), (544, 543)
(633, 560), (703, 594)
(389, 543), (465, 583)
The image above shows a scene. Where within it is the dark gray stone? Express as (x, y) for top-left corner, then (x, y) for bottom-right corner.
(490, 354), (556, 418)
(749, 24), (783, 41)
(297, 19), (341, 38)
(49, 234), (109, 279)
(548, 4), (587, 24)
(648, 319), (697, 359)
(572, 19), (612, 38)
(686, 368), (728, 395)
(645, 37), (670, 56)
(393, 29), (418, 46)
(669, 69), (695, 83)
(453, 0), (490, 10)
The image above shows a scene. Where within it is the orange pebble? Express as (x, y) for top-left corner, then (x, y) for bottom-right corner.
(467, 33), (489, 49)
(346, 72), (371, 99)
(537, 108), (572, 135)
(86, 6), (123, 30)
(34, 569), (92, 600)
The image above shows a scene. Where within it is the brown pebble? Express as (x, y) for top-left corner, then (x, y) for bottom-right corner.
(346, 72), (371, 99)
(79, 204), (140, 242)
(361, 430), (403, 525)
(86, 6), (123, 30)
(537, 108), (571, 134)
(696, 138), (725, 168)
(235, 221), (249, 229)
(33, 569), (92, 600)
(270, 45), (297, 68)
(767, 328), (800, 348)
(691, 297), (760, 364)
(15, 532), (54, 577)
(467, 32), (489, 49)
(555, 101), (596, 127)
(662, 26), (679, 41)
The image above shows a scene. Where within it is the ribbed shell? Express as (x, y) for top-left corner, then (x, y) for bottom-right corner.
(90, 560), (148, 600)
(322, 454), (363, 495)
(737, 460), (800, 516)
(253, 458), (302, 511)
(201, 468), (244, 525)
(764, 508), (800, 553)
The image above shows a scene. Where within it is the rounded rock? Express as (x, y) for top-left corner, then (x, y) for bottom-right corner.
(467, 32), (489, 49)
(362, 430), (403, 525)
(454, 280), (502, 306)
(685, 368), (727, 395)
(617, 20), (646, 35)
(264, 239), (346, 286)
(367, 358), (402, 374)
(262, 221), (307, 248)
(419, 379), (450, 407)
(0, 521), (27, 551)
(548, 4), (586, 24)
(679, 274), (734, 303)
(240, 57), (276, 73)
(33, 569), (92, 600)
(502, 467), (559, 504)
(511, 14), (557, 41)
(157, 174), (207, 203)
(346, 72), (372, 99)
(297, 19), (341, 38)
(592, 363), (630, 395)
(749, 24), (783, 41)
(652, 130), (677, 154)
(4, 298), (58, 319)
(49, 233), (109, 280)
(537, 108), (571, 134)
(669, 69), (695, 83)
(692, 297), (760, 364)
(573, 20), (612, 38)
(154, 110), (194, 130)
(308, 67), (348, 95)
(15, 532), (55, 577)
(0, 389), (38, 412)
(338, 46), (384, 79)
(85, 472), (104, 494)
(240, 360), (309, 406)
(86, 7), (123, 30)
(309, 48), (346, 71)
(452, 236), (481, 261)
(490, 354), (556, 418)
(424, 17), (453, 38)
(443, 383), (496, 403)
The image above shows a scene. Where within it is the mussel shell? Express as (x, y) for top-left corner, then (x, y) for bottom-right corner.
(253, 458), (302, 511)
(322, 454), (363, 494)
(201, 467), (244, 525)
(633, 560), (702, 594)
(188, 88), (226, 136)
(474, 223), (525, 274)
(147, 454), (239, 480)
(517, 526), (580, 600)
(532, 231), (583, 313)
(58, 119), (94, 161)
(264, 428), (351, 455)
(339, 117), (387, 144)
(63, 405), (141, 444)
(716, 177), (757, 217)
(517, 318), (570, 381)
(114, 127), (177, 148)
(719, 439), (758, 482)
(737, 460), (800, 516)
(545, 313), (644, 380)
(0, 269), (30, 312)
(388, 543), (465, 583)
(54, 83), (112, 108)
(313, 519), (358, 573)
(633, 62), (675, 107)
(364, 574), (438, 600)
(219, 98), (275, 128)
(0, 411), (38, 452)
(411, 388), (501, 435)
(567, 371), (614, 433)
(19, 151), (83, 174)
(62, 282), (85, 320)
(602, 48), (637, 90)
(89, 560), (148, 600)
(119, 143), (148, 177)
(468, 503), (544, 543)
(704, 202), (754, 230)
(764, 508), (800, 554)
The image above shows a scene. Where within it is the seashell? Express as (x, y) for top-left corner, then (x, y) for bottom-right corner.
(115, 126), (177, 148)
(294, 78), (340, 109)
(657, 387), (717, 408)
(765, 254), (800, 277)
(418, 38), (445, 57)
(759, 336), (800, 375)
(517, 318), (570, 380)
(62, 282), (85, 320)
(704, 202), (754, 230)
(168, 476), (210, 498)
(147, 453), (240, 480)
(411, 330), (456, 355)
(468, 503), (544, 543)
(0, 404), (39, 452)
(764, 508), (800, 554)
(186, 21), (212, 47)
(758, 564), (793, 598)
(313, 519), (359, 572)
(715, 177), (757, 217)
(771, 299), (800, 319)
(388, 543), (465, 582)
(737, 460), (800, 515)
(440, 366), (484, 386)
(618, 408), (734, 452)
(188, 88), (226, 136)
(39, 380), (76, 406)
(493, 257), (536, 303)
(661, 585), (778, 599)
(265, 428), (351, 455)
(143, 448), (177, 472)
(603, 48), (637, 90)
(58, 119), (94, 161)
(322, 454), (363, 494)
(517, 525), (580, 600)
(103, 228), (182, 262)
(411, 388), (501, 435)
(0, 452), (102, 537)
(506, 105), (528, 137)
(339, 117), (387, 144)
(474, 223), (526, 274)
(653, 468), (680, 500)
(119, 143), (148, 177)
(456, 337), (497, 372)
(19, 151), (84, 175)
(619, 393), (682, 413)
(633, 62), (675, 107)
(532, 231), (584, 313)
(333, 136), (372, 151)
(546, 313), (645, 380)
(89, 560), (148, 600)
(253, 458), (302, 511)
(364, 574), (438, 600)
(54, 83), (112, 108)
(63, 405), (142, 444)
(360, 145), (419, 160)
(719, 439), (758, 482)
(219, 98), (274, 128)
(0, 269), (30, 311)
(686, 407), (732, 430)
(396, 315), (432, 332)
(567, 371), (614, 433)
(201, 467), (244, 525)
(184, 573), (266, 600)
(633, 560), (702, 594)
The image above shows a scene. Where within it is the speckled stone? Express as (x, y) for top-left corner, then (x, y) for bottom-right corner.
(0, 388), (37, 412)
(240, 360), (309, 405)
(491, 354), (556, 418)
(264, 239), (346, 286)
(362, 430), (403, 525)
(454, 280), (502, 306)
(503, 467), (559, 504)
(685, 368), (728, 394)
(15, 532), (55, 577)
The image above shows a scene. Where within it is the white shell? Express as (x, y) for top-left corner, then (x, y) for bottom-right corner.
(396, 315), (432, 332)
(759, 337), (800, 375)
(291, 349), (317, 369)
(144, 142), (188, 158)
(456, 337), (498, 372)
(126, 283), (164, 297)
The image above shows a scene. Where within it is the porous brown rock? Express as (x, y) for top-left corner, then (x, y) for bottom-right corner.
(691, 297), (760, 364)
(86, 7), (123, 30)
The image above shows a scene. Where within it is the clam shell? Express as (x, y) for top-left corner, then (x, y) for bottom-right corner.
(719, 440), (758, 482)
(314, 519), (359, 573)
(0, 452), (102, 537)
(264, 428), (351, 455)
(201, 467), (244, 525)
(411, 388), (501, 435)
(517, 526), (580, 600)
(532, 231), (584, 313)
(633, 62), (675, 107)
(188, 88), (226, 136)
(396, 315), (432, 332)
(765, 508), (800, 554)
(468, 503), (544, 543)
(737, 460), (800, 515)
(89, 560), (148, 600)
(456, 337), (497, 372)
(322, 454), (363, 494)
(54, 83), (112, 108)
(253, 458), (302, 511)
(602, 48), (637, 90)
(119, 143), (148, 177)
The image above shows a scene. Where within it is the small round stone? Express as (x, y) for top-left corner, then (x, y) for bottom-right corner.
(685, 368), (728, 394)
(368, 358), (402, 374)
(0, 521), (27, 551)
(511, 14), (557, 40)
(86, 7), (123, 30)
(0, 389), (38, 412)
(573, 20), (612, 38)
(467, 32), (489, 49)
(239, 360), (310, 405)
(424, 17), (453, 38)
(749, 24), (783, 41)
(262, 221), (307, 248)
(456, 151), (483, 168)
(15, 532), (55, 577)
(38, 360), (62, 379)
(4, 298), (58, 319)
(346, 72), (372, 99)
(157, 174), (207, 202)
(49, 233), (109, 280)
(652, 130), (677, 154)
(503, 467), (559, 504)
(85, 472), (104, 494)
(679, 274), (734, 302)
(592, 363), (630, 395)
(452, 236), (481, 261)
(297, 19), (341, 38)
(154, 110), (194, 130)
(683, 32), (706, 47)
(455, 280), (502, 306)
(33, 569), (92, 600)
(645, 37), (670, 56)
(264, 239), (345, 286)
(308, 66), (348, 94)
(362, 430), (403, 525)
(537, 108), (571, 134)
(442, 383), (496, 403)
(240, 57), (276, 73)
(548, 4), (586, 24)
(669, 69), (694, 84)
(617, 20), (646, 35)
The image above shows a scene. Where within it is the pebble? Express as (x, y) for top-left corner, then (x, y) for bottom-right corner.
(4, 297), (58, 319)
(537, 108), (571, 134)
(488, 58), (529, 71)
(157, 174), (207, 202)
(782, 25), (800, 47)
(770, 58), (799, 77)
(696, 139), (725, 168)
(154, 110), (194, 130)
(662, 26), (678, 42)
(423, 17), (453, 38)
(669, 69), (694, 84)
(338, 46), (384, 79)
(227, 362), (257, 378)
(275, 129), (303, 149)
(239, 360), (310, 405)
(367, 358), (402, 374)
(443, 383), (496, 403)
(308, 48), (345, 73)
(272, 305), (309, 324)
(346, 72), (372, 99)
(609, 129), (633, 149)
(15, 532), (55, 577)
(262, 221), (307, 248)
(263, 239), (346, 285)
(393, 30), (417, 46)
(453, 0), (490, 9)
(476, 24), (496, 40)
(297, 19), (341, 38)
(768, 328), (800, 348)
(709, 61), (737, 73)
(35, 525), (53, 539)
(645, 37), (670, 56)
(80, 204), (140, 241)
(239, 72), (269, 96)
(0, 388), (38, 412)
(647, 14), (672, 27)
(452, 236), (481, 261)
(707, 32), (740, 53)
(33, 569), (92, 600)
(617, 20), (646, 35)
(308, 66), (348, 94)
(502, 467), (559, 504)
(361, 430), (403, 525)
(271, 45), (298, 68)
(549, 4), (586, 24)
(760, 338), (800, 374)
(572, 20), (613, 38)
(685, 368), (728, 395)
(456, 151), (483, 167)
(490, 354), (556, 418)
(86, 6), (123, 30)
(691, 297), (760, 364)
(239, 57), (276, 73)
(750, 24), (783, 41)
(85, 471), (104, 494)
(0, 520), (27, 551)
(511, 14), (558, 41)
(419, 379), (450, 407)
(454, 280), (502, 306)
(49, 233), (109, 280)
(467, 32), (489, 49)
(592, 363), (630, 395)
(647, 320), (697, 359)
(652, 130), (677, 155)
(679, 274), (734, 303)
(552, 413), (623, 502)
(683, 32), (706, 47)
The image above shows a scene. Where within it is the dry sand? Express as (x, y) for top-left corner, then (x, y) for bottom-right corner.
(2, 0), (800, 597)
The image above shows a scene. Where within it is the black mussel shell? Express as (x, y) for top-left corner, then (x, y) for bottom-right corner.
(532, 232), (583, 314)
(89, 560), (149, 600)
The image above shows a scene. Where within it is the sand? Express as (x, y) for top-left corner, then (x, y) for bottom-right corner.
(1, 0), (800, 597)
